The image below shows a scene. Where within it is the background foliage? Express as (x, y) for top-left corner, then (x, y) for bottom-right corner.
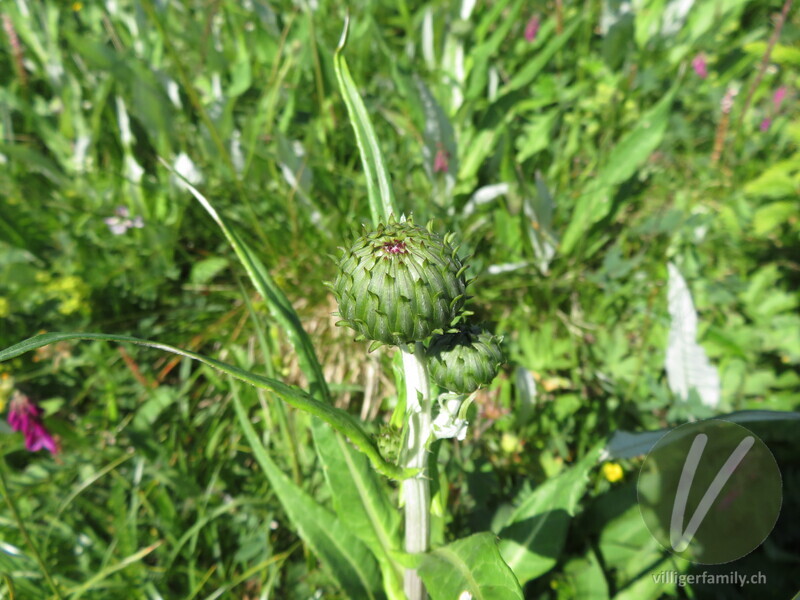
(1, 0), (798, 598)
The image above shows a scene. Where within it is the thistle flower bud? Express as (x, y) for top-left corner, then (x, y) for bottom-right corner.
(427, 326), (504, 394)
(332, 217), (468, 347)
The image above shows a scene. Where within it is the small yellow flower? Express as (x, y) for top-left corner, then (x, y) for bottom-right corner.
(72, 2), (83, 11)
(44, 275), (88, 315)
(602, 462), (624, 483)
(541, 376), (570, 392)
(500, 433), (522, 455)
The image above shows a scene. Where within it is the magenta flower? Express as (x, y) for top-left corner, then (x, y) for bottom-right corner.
(433, 145), (449, 174)
(761, 86), (789, 132)
(7, 392), (57, 454)
(773, 86), (787, 110)
(524, 15), (540, 43)
(105, 206), (144, 235)
(692, 54), (708, 79)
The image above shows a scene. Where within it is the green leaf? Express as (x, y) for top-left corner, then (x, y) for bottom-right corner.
(602, 410), (800, 460)
(502, 16), (583, 94)
(0, 143), (67, 186)
(312, 420), (405, 598)
(231, 385), (385, 600)
(467, 0), (525, 100)
(594, 493), (675, 600)
(415, 533), (523, 600)
(743, 158), (800, 199)
(743, 41), (800, 66)
(413, 74), (459, 184)
(163, 160), (331, 404)
(561, 549), (610, 600)
(0, 332), (408, 480)
(65, 542), (163, 598)
(561, 85), (676, 255)
(516, 110), (558, 163)
(190, 257), (229, 284)
(334, 16), (399, 226)
(497, 445), (602, 585)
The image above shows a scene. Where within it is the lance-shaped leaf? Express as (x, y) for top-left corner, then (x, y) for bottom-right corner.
(0, 332), (409, 480)
(497, 445), (601, 584)
(665, 263), (720, 408)
(312, 420), (404, 599)
(334, 15), (398, 227)
(560, 85), (676, 256)
(231, 386), (384, 599)
(163, 160), (331, 404)
(602, 410), (800, 461)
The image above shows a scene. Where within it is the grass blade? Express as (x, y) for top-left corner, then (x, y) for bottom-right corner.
(0, 332), (408, 480)
(312, 420), (405, 598)
(231, 384), (385, 600)
(502, 16), (583, 94)
(162, 159), (331, 404)
(65, 542), (163, 598)
(334, 15), (399, 226)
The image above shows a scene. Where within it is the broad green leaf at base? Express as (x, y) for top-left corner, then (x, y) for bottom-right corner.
(497, 445), (602, 585)
(415, 533), (523, 600)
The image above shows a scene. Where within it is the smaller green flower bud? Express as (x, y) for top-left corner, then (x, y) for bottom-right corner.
(427, 326), (504, 394)
(376, 424), (403, 463)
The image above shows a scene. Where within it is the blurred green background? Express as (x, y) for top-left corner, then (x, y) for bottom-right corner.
(1, 0), (798, 598)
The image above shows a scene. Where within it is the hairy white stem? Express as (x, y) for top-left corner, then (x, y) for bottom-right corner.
(401, 343), (432, 600)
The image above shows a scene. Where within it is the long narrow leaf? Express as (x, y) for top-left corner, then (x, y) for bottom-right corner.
(311, 420), (404, 598)
(502, 16), (583, 94)
(162, 158), (331, 404)
(66, 542), (163, 598)
(231, 386), (384, 599)
(665, 262), (721, 407)
(560, 85), (676, 255)
(334, 16), (398, 226)
(0, 332), (408, 480)
(602, 410), (800, 460)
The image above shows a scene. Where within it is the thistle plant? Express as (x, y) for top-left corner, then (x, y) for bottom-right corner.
(331, 215), (505, 600)
(0, 18), (517, 600)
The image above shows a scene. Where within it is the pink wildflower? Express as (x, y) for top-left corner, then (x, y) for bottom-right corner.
(105, 206), (144, 235)
(692, 54), (708, 79)
(7, 392), (57, 454)
(773, 86), (787, 110)
(524, 16), (540, 43)
(760, 118), (771, 132)
(433, 145), (449, 174)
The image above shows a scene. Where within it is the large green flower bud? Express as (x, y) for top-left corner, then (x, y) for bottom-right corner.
(332, 218), (468, 347)
(427, 326), (504, 394)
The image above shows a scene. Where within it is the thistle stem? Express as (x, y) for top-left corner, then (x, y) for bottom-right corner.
(401, 343), (432, 600)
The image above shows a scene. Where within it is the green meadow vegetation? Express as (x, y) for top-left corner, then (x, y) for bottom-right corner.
(1, 0), (799, 598)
